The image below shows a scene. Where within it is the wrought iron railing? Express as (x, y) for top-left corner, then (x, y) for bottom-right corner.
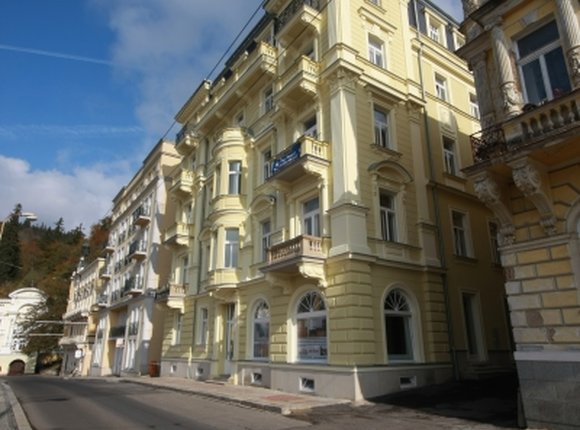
(276, 0), (321, 33)
(470, 125), (507, 163)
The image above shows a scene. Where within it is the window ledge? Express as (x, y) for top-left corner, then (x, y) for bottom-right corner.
(454, 255), (478, 264)
(443, 171), (467, 182)
(371, 144), (402, 160)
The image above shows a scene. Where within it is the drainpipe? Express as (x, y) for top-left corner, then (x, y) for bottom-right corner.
(196, 138), (210, 296)
(413, 0), (459, 381)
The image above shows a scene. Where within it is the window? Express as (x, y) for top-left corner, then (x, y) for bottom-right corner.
(264, 87), (274, 113)
(252, 300), (270, 359)
(368, 35), (385, 68)
(228, 161), (242, 194)
(488, 221), (500, 264)
(443, 136), (457, 175)
(261, 220), (271, 262)
(435, 74), (448, 101)
(180, 255), (189, 285)
(303, 197), (320, 237)
(214, 165), (221, 197)
(428, 23), (440, 43)
(384, 289), (414, 361)
(517, 20), (571, 105)
(374, 107), (390, 148)
(172, 313), (183, 346)
(303, 116), (318, 138)
(197, 307), (208, 346)
(296, 291), (327, 362)
(452, 210), (469, 257)
(462, 292), (485, 360)
(380, 191), (397, 242)
(224, 228), (239, 268)
(263, 149), (272, 181)
(469, 93), (480, 119)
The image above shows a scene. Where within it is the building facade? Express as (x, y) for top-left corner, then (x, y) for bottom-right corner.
(0, 288), (46, 375)
(458, 1), (580, 429)
(60, 257), (105, 376)
(157, 0), (513, 400)
(90, 140), (180, 376)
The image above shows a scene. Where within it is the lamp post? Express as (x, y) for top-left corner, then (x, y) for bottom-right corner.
(0, 211), (37, 241)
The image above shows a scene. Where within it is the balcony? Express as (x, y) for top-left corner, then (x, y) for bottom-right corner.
(275, 0), (322, 43)
(128, 240), (147, 261)
(231, 41), (277, 91)
(162, 222), (193, 248)
(90, 294), (108, 312)
(169, 169), (194, 198)
(132, 206), (151, 227)
(102, 241), (115, 255)
(276, 55), (320, 107)
(470, 89), (580, 165)
(175, 124), (199, 155)
(109, 325), (126, 339)
(261, 234), (326, 273)
(99, 267), (112, 280)
(122, 277), (143, 297)
(268, 135), (330, 182)
(156, 283), (186, 310)
(59, 334), (86, 346)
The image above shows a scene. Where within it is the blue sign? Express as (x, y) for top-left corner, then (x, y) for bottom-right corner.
(272, 142), (301, 175)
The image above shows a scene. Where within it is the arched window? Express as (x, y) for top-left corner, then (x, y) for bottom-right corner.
(252, 300), (270, 360)
(296, 291), (327, 362)
(384, 289), (414, 361)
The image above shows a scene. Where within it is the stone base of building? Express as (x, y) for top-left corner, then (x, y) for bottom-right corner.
(160, 358), (453, 401)
(516, 351), (580, 430)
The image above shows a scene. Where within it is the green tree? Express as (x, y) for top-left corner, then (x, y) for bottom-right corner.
(0, 204), (23, 282)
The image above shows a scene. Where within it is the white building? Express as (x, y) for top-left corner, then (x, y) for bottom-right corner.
(0, 288), (46, 375)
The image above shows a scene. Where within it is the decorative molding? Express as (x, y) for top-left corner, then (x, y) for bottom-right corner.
(298, 263), (327, 288)
(567, 46), (580, 87)
(328, 68), (360, 94)
(510, 158), (556, 235)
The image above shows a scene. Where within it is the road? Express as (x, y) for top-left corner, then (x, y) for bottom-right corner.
(4, 376), (309, 430)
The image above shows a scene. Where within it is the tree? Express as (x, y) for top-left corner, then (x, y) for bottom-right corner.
(0, 204), (23, 282)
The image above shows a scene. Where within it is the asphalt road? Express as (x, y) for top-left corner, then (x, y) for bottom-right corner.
(4, 376), (309, 430)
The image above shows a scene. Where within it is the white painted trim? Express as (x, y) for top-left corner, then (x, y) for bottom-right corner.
(514, 350), (580, 362)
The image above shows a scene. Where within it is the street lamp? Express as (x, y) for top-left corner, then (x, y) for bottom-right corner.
(0, 211), (38, 241)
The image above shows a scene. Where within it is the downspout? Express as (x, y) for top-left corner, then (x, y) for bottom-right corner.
(412, 0), (459, 380)
(196, 138), (210, 296)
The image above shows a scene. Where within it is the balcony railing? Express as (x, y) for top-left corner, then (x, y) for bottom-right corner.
(471, 89), (580, 164)
(128, 240), (147, 260)
(122, 276), (143, 297)
(175, 124), (199, 155)
(268, 235), (325, 264)
(269, 135), (329, 181)
(162, 222), (193, 248)
(276, 0), (321, 34)
(156, 283), (186, 310)
(99, 267), (112, 280)
(169, 169), (195, 197)
(132, 206), (151, 227)
(277, 55), (319, 102)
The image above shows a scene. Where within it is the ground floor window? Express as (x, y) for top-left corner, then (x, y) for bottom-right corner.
(252, 300), (270, 359)
(296, 291), (327, 362)
(384, 288), (414, 361)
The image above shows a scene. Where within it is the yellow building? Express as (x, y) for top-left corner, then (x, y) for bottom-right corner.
(158, 0), (512, 400)
(90, 140), (180, 376)
(61, 256), (105, 376)
(459, 0), (580, 428)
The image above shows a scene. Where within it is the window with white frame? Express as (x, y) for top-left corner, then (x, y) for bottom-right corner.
(197, 307), (208, 346)
(428, 21), (441, 43)
(517, 20), (571, 105)
(368, 34), (385, 68)
(296, 291), (327, 362)
(384, 289), (415, 361)
(469, 93), (480, 119)
(435, 74), (448, 101)
(442, 136), (457, 175)
(452, 210), (470, 257)
(264, 86), (274, 113)
(263, 149), (272, 181)
(303, 197), (320, 237)
(374, 106), (390, 148)
(252, 300), (270, 359)
(224, 228), (239, 268)
(228, 161), (242, 194)
(380, 191), (397, 242)
(261, 220), (271, 262)
(488, 221), (501, 264)
(172, 312), (183, 346)
(303, 116), (318, 138)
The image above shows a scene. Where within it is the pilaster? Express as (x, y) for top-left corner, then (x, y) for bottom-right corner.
(555, 0), (580, 87)
(490, 22), (522, 118)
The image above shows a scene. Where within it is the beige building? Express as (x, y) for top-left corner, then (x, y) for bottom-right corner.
(90, 140), (180, 376)
(157, 0), (513, 400)
(61, 256), (105, 376)
(459, 0), (580, 428)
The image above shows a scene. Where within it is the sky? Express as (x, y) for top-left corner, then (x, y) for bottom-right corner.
(0, 0), (463, 233)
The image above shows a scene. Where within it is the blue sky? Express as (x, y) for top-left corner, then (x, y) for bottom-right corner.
(0, 0), (463, 232)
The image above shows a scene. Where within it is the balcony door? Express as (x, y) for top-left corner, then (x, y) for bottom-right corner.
(303, 197), (320, 237)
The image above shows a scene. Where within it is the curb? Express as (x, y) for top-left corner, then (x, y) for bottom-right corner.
(120, 378), (291, 414)
(1, 382), (32, 430)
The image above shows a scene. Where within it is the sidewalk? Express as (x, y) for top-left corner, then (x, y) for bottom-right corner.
(118, 375), (351, 415)
(0, 381), (32, 430)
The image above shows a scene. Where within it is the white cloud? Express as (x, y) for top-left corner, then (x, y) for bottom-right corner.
(0, 155), (131, 232)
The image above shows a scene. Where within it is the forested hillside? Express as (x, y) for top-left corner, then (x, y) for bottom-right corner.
(0, 204), (110, 355)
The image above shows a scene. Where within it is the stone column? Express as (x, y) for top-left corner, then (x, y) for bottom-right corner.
(470, 52), (494, 126)
(491, 23), (522, 117)
(555, 0), (580, 87)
